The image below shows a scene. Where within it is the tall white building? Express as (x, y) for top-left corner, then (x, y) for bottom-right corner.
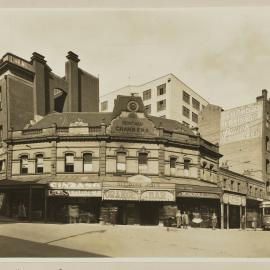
(100, 73), (209, 128)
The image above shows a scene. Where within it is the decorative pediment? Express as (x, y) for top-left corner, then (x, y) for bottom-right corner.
(127, 174), (152, 185)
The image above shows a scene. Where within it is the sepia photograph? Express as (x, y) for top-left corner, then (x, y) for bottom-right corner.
(0, 0), (270, 269)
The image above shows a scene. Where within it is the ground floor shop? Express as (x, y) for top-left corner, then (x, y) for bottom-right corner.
(246, 197), (263, 228)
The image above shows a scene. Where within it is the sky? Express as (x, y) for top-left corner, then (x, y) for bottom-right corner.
(1, 5), (270, 109)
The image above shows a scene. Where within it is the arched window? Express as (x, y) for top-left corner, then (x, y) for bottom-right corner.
(116, 152), (126, 172)
(20, 155), (28, 174)
(83, 153), (93, 173)
(65, 153), (74, 173)
(35, 154), (44, 174)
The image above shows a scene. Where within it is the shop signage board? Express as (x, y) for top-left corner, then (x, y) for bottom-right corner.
(48, 182), (101, 190)
(48, 189), (102, 197)
(103, 189), (139, 201)
(48, 182), (102, 197)
(223, 193), (246, 206)
(141, 190), (175, 201)
(177, 191), (220, 199)
(103, 188), (175, 201)
(103, 180), (175, 189)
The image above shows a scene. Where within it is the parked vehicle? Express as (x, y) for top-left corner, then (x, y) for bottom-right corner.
(260, 201), (270, 230)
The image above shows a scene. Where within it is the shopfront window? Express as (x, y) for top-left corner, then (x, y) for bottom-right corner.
(35, 154), (44, 174)
(0, 159), (5, 173)
(65, 153), (74, 173)
(20, 155), (28, 174)
(116, 152), (126, 172)
(83, 153), (92, 173)
(184, 158), (190, 177)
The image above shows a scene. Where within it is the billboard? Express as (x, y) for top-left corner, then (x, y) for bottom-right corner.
(220, 102), (263, 144)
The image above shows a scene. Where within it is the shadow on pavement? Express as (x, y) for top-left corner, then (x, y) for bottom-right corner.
(0, 235), (107, 257)
(45, 229), (107, 244)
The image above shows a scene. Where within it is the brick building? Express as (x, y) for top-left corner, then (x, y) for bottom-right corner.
(0, 51), (99, 180)
(0, 95), (264, 228)
(199, 90), (270, 187)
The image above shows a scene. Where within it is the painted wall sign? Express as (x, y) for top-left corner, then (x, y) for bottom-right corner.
(103, 181), (175, 189)
(220, 102), (263, 144)
(109, 114), (156, 136)
(48, 182), (101, 190)
(141, 190), (175, 201)
(223, 193), (246, 206)
(177, 192), (220, 199)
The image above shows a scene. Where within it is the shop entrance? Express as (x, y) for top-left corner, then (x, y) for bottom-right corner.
(140, 202), (159, 225)
(229, 205), (240, 228)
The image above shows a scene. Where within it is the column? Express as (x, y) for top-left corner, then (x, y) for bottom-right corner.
(240, 205), (242, 229)
(226, 203), (229, 229)
(28, 185), (32, 222)
(244, 206), (247, 229)
(220, 202), (224, 229)
(44, 188), (47, 223)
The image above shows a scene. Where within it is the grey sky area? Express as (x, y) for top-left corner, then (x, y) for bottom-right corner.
(1, 7), (270, 109)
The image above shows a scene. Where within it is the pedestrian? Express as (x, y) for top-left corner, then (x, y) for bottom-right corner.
(252, 216), (257, 231)
(182, 211), (189, 229)
(241, 214), (246, 230)
(176, 210), (182, 228)
(18, 202), (26, 221)
(211, 213), (217, 230)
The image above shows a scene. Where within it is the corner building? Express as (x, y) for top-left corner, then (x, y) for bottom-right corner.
(2, 95), (226, 226)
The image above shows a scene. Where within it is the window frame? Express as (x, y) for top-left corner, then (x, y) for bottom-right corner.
(143, 89), (151, 101)
(182, 91), (190, 104)
(35, 154), (44, 174)
(157, 99), (166, 112)
(65, 153), (75, 173)
(20, 155), (29, 175)
(83, 153), (93, 173)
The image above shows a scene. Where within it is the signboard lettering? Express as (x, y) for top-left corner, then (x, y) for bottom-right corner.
(141, 190), (174, 201)
(49, 182), (101, 190)
(48, 190), (102, 197)
(177, 192), (219, 199)
(103, 189), (139, 201)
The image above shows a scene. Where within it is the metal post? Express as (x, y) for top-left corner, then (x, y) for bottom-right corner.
(240, 205), (242, 229)
(226, 203), (229, 229)
(44, 188), (47, 223)
(220, 202), (224, 229)
(28, 185), (32, 222)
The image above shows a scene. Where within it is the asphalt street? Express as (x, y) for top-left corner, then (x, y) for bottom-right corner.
(0, 222), (269, 257)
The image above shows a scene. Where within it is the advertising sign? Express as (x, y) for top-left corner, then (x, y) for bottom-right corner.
(220, 102), (263, 144)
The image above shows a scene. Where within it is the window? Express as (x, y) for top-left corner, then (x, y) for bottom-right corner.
(237, 182), (241, 192)
(249, 186), (253, 196)
(231, 180), (234, 191)
(35, 154), (44, 174)
(192, 112), (198, 123)
(183, 91), (190, 104)
(182, 106), (190, 118)
(65, 153), (74, 173)
(20, 155), (28, 174)
(266, 159), (270, 174)
(101, 101), (108, 111)
(209, 164), (214, 175)
(138, 152), (148, 165)
(83, 153), (93, 173)
(223, 179), (227, 189)
(116, 152), (126, 172)
(0, 160), (5, 172)
(157, 84), (166, 96)
(170, 157), (177, 168)
(266, 136), (270, 151)
(192, 98), (200, 110)
(157, 100), (166, 112)
(202, 105), (206, 111)
(182, 121), (189, 127)
(143, 89), (151, 101)
(0, 86), (2, 110)
(184, 158), (190, 176)
(144, 104), (151, 114)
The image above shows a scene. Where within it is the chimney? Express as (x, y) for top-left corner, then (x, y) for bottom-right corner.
(31, 52), (47, 117)
(65, 51), (80, 112)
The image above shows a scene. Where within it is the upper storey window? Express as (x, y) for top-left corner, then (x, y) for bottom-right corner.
(65, 153), (74, 173)
(35, 154), (44, 174)
(83, 153), (93, 173)
(183, 91), (190, 104)
(20, 155), (28, 174)
(157, 84), (166, 96)
(101, 101), (108, 112)
(143, 89), (151, 101)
